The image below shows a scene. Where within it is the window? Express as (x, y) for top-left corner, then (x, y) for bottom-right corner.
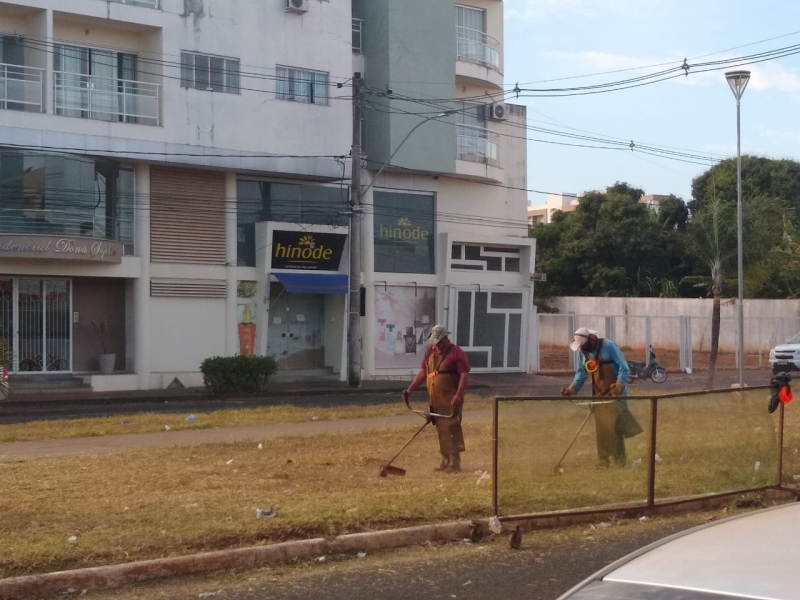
(276, 67), (329, 105)
(180, 52), (240, 94)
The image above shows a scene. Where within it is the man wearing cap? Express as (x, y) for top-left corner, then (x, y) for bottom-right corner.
(561, 327), (641, 467)
(402, 325), (470, 473)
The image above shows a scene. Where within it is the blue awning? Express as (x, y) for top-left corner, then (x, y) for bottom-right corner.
(274, 272), (349, 295)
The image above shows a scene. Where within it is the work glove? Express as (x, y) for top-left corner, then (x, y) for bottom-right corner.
(609, 381), (625, 397)
(561, 386), (575, 397)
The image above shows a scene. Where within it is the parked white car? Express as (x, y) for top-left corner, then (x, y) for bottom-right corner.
(558, 503), (800, 600)
(769, 332), (800, 373)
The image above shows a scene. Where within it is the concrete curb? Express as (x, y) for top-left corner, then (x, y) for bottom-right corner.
(0, 522), (473, 600)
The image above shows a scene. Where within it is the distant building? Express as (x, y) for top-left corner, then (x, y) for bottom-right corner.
(527, 193), (579, 226)
(640, 194), (670, 211)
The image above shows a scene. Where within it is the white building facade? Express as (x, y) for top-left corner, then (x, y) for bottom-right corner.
(0, 0), (534, 391)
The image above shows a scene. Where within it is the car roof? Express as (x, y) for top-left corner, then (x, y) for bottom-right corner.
(561, 503), (800, 600)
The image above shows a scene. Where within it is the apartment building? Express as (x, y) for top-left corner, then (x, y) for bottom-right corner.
(0, 0), (534, 391)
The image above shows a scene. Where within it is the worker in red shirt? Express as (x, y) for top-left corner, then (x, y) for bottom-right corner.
(402, 325), (471, 473)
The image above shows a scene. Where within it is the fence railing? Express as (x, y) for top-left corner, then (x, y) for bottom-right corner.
(0, 63), (44, 112)
(53, 71), (160, 126)
(493, 387), (789, 521)
(457, 124), (500, 166)
(456, 25), (501, 71)
(352, 18), (364, 54)
(109, 0), (159, 7)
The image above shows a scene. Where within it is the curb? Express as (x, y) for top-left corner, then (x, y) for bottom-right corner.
(0, 522), (473, 600)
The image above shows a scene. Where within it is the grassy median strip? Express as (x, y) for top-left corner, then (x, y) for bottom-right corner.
(0, 394), (493, 443)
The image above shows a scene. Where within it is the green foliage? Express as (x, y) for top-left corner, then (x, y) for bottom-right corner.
(200, 355), (278, 394)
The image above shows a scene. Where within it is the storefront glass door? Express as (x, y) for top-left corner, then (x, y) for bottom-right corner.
(4, 278), (72, 373)
(267, 284), (325, 370)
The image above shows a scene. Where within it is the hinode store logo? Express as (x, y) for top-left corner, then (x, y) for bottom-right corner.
(271, 230), (347, 271)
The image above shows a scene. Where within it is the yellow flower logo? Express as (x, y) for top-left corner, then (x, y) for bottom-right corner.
(397, 218), (412, 227)
(298, 235), (316, 248)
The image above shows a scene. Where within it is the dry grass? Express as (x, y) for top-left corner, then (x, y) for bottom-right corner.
(0, 421), (495, 578)
(0, 394), (493, 443)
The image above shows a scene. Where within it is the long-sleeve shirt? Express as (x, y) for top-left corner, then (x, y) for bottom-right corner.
(570, 338), (630, 394)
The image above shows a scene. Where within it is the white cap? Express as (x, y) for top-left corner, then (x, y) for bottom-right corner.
(426, 324), (451, 345)
(570, 327), (598, 352)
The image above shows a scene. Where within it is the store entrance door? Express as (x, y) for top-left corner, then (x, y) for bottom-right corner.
(0, 277), (72, 373)
(267, 284), (325, 370)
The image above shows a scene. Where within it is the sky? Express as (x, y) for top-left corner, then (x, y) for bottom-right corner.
(502, 0), (800, 206)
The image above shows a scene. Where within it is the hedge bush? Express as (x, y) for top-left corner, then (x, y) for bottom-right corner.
(200, 355), (278, 394)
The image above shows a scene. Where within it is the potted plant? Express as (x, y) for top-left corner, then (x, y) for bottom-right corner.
(92, 321), (116, 374)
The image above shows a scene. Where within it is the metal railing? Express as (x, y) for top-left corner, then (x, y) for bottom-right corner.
(0, 63), (44, 112)
(0, 208), (134, 252)
(352, 18), (364, 54)
(492, 387), (791, 524)
(53, 71), (160, 126)
(456, 25), (501, 71)
(109, 0), (159, 7)
(457, 124), (500, 166)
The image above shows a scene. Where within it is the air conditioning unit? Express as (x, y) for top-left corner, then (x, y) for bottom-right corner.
(485, 103), (507, 121)
(285, 0), (309, 14)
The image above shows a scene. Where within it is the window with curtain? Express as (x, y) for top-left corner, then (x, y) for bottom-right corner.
(276, 66), (329, 105)
(180, 52), (240, 94)
(53, 44), (138, 122)
(457, 5), (486, 31)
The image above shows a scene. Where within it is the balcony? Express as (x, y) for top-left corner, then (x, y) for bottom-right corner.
(457, 125), (499, 166)
(0, 63), (44, 113)
(456, 26), (500, 71)
(352, 18), (363, 54)
(53, 72), (160, 126)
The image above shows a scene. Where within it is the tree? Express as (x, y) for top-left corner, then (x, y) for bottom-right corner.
(682, 194), (786, 387)
(531, 182), (682, 297)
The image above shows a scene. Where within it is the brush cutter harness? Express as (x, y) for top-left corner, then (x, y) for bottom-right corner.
(426, 345), (466, 457)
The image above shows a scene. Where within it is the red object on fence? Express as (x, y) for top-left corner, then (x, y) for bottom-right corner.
(1, 366), (7, 383)
(779, 385), (794, 405)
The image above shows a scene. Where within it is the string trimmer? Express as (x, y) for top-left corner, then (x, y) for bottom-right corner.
(378, 402), (456, 477)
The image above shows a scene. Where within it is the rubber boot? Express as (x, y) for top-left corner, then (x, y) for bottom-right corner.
(433, 454), (450, 472)
(446, 453), (461, 473)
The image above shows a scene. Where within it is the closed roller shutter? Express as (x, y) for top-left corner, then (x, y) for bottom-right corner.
(150, 278), (227, 298)
(151, 168), (226, 264)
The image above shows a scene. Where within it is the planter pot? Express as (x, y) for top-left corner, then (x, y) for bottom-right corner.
(97, 353), (116, 374)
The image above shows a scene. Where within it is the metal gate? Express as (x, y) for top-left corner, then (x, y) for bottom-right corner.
(450, 287), (529, 372)
(0, 277), (72, 373)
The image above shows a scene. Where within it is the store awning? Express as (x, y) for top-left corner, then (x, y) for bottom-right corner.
(274, 272), (349, 295)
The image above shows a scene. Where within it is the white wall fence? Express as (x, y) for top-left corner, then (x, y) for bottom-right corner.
(533, 297), (800, 373)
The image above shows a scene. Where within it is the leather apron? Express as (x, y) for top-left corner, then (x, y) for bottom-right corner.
(426, 347), (466, 455)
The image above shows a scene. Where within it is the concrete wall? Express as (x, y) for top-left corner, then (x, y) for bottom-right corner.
(363, 0), (456, 173)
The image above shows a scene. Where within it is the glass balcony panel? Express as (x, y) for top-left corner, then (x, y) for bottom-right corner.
(0, 63), (44, 112)
(53, 71), (160, 125)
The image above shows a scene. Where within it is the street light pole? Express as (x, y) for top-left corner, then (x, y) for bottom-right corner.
(346, 100), (453, 387)
(725, 69), (750, 390)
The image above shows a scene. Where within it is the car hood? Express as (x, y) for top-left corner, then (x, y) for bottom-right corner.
(773, 344), (800, 353)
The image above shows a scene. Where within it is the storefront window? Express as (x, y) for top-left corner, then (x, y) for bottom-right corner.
(373, 191), (435, 274)
(237, 180), (349, 267)
(0, 150), (134, 253)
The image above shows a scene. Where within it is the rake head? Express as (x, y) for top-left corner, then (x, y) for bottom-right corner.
(378, 464), (407, 477)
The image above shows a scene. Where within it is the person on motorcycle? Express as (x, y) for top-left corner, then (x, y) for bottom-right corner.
(561, 327), (642, 467)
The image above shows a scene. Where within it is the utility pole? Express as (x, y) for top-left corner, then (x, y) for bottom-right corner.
(347, 72), (363, 387)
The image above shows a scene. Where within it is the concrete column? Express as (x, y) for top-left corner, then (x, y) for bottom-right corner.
(28, 9), (52, 113)
(225, 172), (238, 357)
(133, 164), (151, 390)
(359, 173), (375, 379)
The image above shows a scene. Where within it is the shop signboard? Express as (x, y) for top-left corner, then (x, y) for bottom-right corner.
(0, 235), (123, 263)
(271, 230), (347, 271)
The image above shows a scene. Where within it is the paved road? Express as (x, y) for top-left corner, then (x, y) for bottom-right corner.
(95, 515), (715, 600)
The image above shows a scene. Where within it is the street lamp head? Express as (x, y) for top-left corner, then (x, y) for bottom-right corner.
(725, 70), (751, 100)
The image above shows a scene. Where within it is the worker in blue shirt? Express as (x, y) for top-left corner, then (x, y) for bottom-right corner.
(561, 327), (642, 467)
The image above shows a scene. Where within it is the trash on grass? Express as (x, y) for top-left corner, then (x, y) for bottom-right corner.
(185, 414), (196, 423)
(258, 443), (263, 450)
(255, 506), (277, 519)
(631, 458), (642, 468)
(316, 556), (327, 563)
(639, 516), (649, 523)
(488, 515), (502, 534)
(654, 454), (664, 464)
(226, 458), (234, 465)
(357, 552), (367, 559)
(754, 461), (761, 473)
(476, 471), (490, 485)
(67, 535), (78, 543)
(164, 425), (171, 431)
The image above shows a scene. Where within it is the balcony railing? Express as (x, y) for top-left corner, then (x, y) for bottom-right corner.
(0, 63), (44, 113)
(456, 26), (501, 72)
(352, 18), (364, 54)
(53, 71), (160, 126)
(0, 208), (134, 253)
(109, 0), (159, 7)
(457, 125), (500, 167)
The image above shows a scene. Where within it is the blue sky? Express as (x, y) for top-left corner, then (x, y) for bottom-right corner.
(503, 0), (800, 205)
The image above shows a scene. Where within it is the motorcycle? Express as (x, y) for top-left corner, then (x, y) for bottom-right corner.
(627, 347), (668, 384)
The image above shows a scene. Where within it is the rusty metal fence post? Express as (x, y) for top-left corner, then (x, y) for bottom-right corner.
(777, 401), (785, 488)
(646, 396), (659, 509)
(492, 396), (499, 516)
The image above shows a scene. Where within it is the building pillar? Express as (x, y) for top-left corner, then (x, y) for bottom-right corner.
(133, 163), (151, 390)
(225, 172), (238, 357)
